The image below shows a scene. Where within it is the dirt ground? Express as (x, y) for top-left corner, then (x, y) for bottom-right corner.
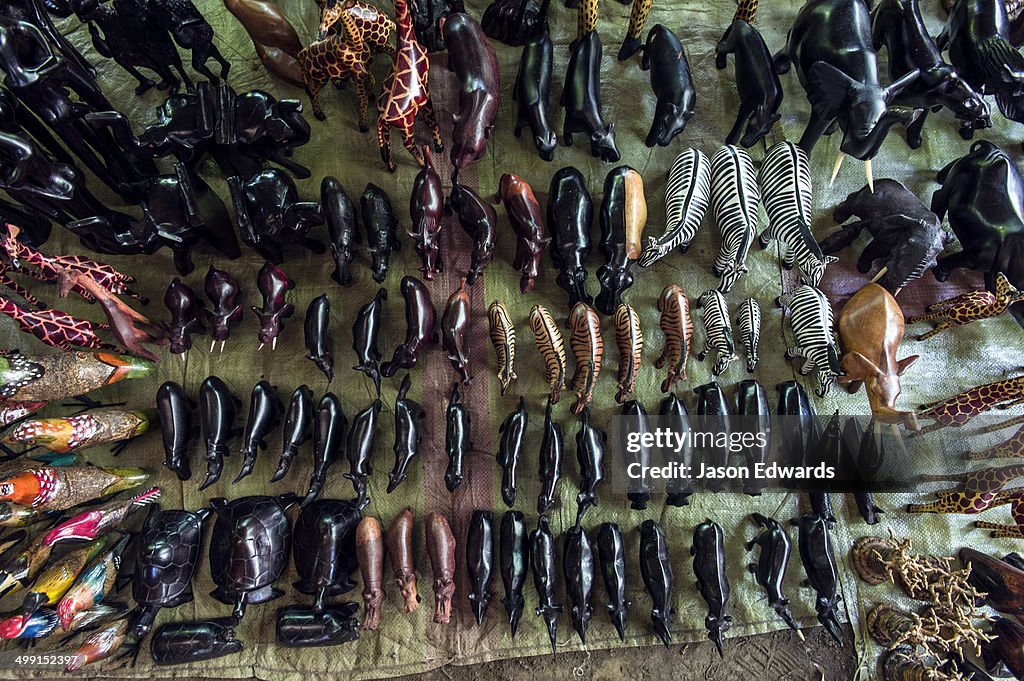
(396, 626), (857, 680)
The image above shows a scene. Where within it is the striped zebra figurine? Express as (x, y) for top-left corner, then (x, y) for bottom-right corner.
(638, 148), (711, 267)
(757, 142), (836, 286)
(696, 289), (737, 376)
(736, 297), (760, 373)
(777, 285), (841, 397)
(710, 145), (760, 293)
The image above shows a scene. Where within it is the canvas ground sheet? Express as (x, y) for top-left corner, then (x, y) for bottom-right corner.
(0, 0), (1020, 677)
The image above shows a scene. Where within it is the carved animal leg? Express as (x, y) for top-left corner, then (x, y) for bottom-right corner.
(305, 75), (330, 121)
(975, 521), (1024, 539)
(784, 345), (804, 361)
(696, 337), (712, 362)
(914, 320), (953, 340)
(798, 357), (816, 375)
(969, 426), (1024, 460)
(400, 124), (426, 166)
(906, 492), (998, 514)
(997, 397), (1024, 410)
(122, 64), (156, 95)
(798, 111), (832, 155)
(782, 245), (797, 269)
(354, 77), (370, 132)
(725, 104), (752, 146)
(377, 119), (396, 172)
(617, 0), (652, 60)
(904, 109), (927, 149)
(421, 96), (444, 152)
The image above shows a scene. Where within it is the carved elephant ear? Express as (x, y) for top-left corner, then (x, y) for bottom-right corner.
(839, 351), (881, 381)
(896, 355), (919, 376)
(806, 61), (857, 118)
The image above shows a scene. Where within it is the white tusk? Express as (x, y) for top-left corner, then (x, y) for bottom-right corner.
(180, 352), (185, 362)
(830, 152), (845, 185)
(890, 422), (906, 455)
(258, 343), (264, 351)
(220, 340), (225, 353)
(272, 337), (278, 351)
(796, 629), (805, 642)
(865, 158), (874, 193)
(893, 287), (903, 297)
(210, 339), (216, 353)
(870, 267), (888, 284)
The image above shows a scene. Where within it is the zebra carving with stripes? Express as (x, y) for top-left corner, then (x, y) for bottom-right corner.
(777, 284), (842, 397)
(736, 297), (761, 373)
(710, 145), (760, 293)
(696, 289), (737, 376)
(638, 148), (711, 267)
(757, 141), (837, 286)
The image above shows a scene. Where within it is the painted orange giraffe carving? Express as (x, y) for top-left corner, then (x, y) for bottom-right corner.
(376, 0), (443, 172)
(299, 15), (375, 127)
(908, 272), (1024, 340)
(916, 375), (1024, 433)
(317, 0), (396, 58)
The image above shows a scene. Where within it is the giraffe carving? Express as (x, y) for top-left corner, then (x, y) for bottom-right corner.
(376, 0), (443, 171)
(1, 225), (145, 303)
(318, 0), (396, 59)
(908, 272), (1024, 339)
(907, 464), (1024, 538)
(299, 16), (375, 128)
(969, 421), (1024, 460)
(0, 294), (117, 352)
(916, 375), (1024, 433)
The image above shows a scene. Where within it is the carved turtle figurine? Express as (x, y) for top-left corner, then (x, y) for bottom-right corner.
(130, 506), (212, 638)
(292, 499), (361, 612)
(209, 494), (297, 621)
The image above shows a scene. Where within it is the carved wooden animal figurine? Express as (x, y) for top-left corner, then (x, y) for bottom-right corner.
(710, 145), (760, 293)
(317, 0), (396, 58)
(298, 20), (374, 128)
(223, 0), (306, 86)
(595, 165), (646, 314)
(639, 148), (711, 267)
(773, 0), (919, 160)
(823, 179), (951, 293)
(715, 0), (783, 147)
(409, 147), (444, 280)
(567, 302), (603, 414)
(778, 284), (841, 397)
(908, 272), (1024, 339)
(0, 296), (116, 353)
(496, 173), (550, 293)
(613, 303), (642, 403)
(376, 0), (443, 171)
(513, 31), (557, 161)
(655, 284), (693, 391)
(57, 271), (165, 362)
(871, 0), (990, 147)
(758, 142), (836, 286)
(640, 25), (695, 146)
(837, 283), (919, 428)
(918, 375), (1024, 430)
(736, 297), (760, 373)
(696, 290), (737, 376)
(530, 304), (567, 404)
(931, 141), (1024, 296)
(443, 13), (500, 170)
(942, 0), (1024, 124)
(488, 301), (517, 395)
(561, 30), (620, 162)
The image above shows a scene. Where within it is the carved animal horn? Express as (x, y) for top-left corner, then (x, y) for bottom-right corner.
(883, 69), (920, 102)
